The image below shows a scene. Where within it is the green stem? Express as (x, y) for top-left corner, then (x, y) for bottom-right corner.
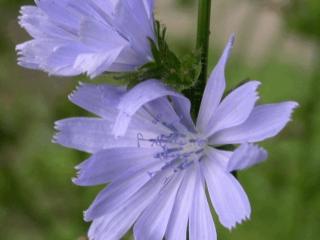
(185, 0), (212, 117)
(196, 0), (212, 84)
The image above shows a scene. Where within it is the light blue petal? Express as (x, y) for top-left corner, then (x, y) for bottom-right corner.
(16, 39), (81, 74)
(53, 117), (136, 153)
(189, 164), (217, 240)
(227, 143), (268, 172)
(84, 159), (164, 221)
(171, 96), (196, 132)
(204, 81), (260, 137)
(205, 147), (232, 170)
(74, 47), (124, 78)
(112, 80), (194, 137)
(127, 0), (154, 33)
(87, 168), (174, 240)
(78, 18), (126, 51)
(210, 101), (299, 145)
(143, 97), (190, 134)
(196, 35), (235, 132)
(18, 6), (76, 39)
(45, 43), (88, 76)
(114, 0), (154, 59)
(36, 0), (80, 29)
(133, 173), (183, 240)
(73, 147), (159, 186)
(142, 0), (155, 19)
(88, 216), (115, 240)
(68, 83), (126, 119)
(166, 167), (196, 240)
(68, 0), (114, 24)
(202, 158), (251, 230)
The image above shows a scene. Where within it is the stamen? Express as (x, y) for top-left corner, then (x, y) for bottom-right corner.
(139, 130), (207, 177)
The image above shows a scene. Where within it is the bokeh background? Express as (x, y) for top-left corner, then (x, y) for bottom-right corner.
(0, 0), (319, 239)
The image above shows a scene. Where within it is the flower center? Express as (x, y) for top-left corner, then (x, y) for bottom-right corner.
(138, 131), (207, 173)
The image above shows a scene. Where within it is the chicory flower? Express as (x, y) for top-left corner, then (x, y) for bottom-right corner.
(16, 0), (155, 78)
(54, 36), (298, 240)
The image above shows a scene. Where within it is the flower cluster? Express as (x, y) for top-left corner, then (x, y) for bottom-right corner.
(17, 1), (298, 240)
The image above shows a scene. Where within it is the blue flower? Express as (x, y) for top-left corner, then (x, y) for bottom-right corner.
(54, 36), (298, 240)
(16, 0), (155, 78)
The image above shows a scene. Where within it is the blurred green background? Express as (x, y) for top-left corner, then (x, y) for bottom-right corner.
(0, 0), (319, 239)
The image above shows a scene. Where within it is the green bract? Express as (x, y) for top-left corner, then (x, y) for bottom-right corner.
(116, 21), (201, 92)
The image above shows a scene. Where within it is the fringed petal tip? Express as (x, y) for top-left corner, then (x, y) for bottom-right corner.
(71, 177), (78, 184)
(227, 143), (268, 172)
(226, 214), (251, 231)
(84, 207), (99, 223)
(53, 120), (62, 130)
(287, 101), (300, 115)
(279, 101), (299, 124)
(51, 122), (64, 143)
(51, 134), (58, 144)
(68, 82), (85, 101)
(83, 210), (92, 222)
(210, 100), (299, 145)
(71, 171), (90, 187)
(53, 120), (68, 135)
(74, 162), (84, 171)
(72, 176), (87, 187)
(15, 43), (23, 52)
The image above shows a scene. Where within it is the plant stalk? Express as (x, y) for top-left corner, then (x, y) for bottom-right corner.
(196, 0), (212, 86)
(185, 0), (212, 117)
